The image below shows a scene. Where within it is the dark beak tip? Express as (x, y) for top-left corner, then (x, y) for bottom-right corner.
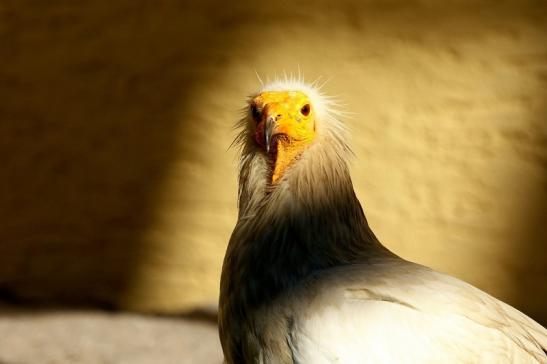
(264, 116), (275, 154)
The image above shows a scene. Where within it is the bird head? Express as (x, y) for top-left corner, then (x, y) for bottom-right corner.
(237, 78), (347, 185)
(250, 90), (316, 182)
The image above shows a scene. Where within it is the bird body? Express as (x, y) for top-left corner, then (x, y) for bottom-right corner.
(219, 79), (547, 363)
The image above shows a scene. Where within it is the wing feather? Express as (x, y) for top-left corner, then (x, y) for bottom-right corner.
(287, 259), (547, 363)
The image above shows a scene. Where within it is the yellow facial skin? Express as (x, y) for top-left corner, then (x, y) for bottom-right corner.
(251, 91), (316, 183)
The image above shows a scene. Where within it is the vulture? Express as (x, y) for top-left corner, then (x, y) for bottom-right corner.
(218, 78), (547, 363)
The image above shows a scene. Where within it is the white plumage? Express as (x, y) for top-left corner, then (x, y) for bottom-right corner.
(285, 260), (546, 363)
(219, 78), (547, 363)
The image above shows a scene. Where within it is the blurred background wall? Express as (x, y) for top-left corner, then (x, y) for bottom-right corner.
(0, 0), (545, 324)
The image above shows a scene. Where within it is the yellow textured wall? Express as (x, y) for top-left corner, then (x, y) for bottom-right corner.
(0, 1), (546, 323)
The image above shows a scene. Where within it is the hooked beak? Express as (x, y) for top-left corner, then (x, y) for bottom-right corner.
(264, 116), (276, 154)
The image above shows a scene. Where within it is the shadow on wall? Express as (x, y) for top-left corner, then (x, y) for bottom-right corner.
(0, 1), (231, 307)
(509, 99), (547, 325)
(0, 0), (545, 325)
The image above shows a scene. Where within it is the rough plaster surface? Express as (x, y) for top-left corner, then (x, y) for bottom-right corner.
(0, 0), (546, 325)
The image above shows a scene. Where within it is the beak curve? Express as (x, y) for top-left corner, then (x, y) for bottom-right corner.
(264, 116), (276, 154)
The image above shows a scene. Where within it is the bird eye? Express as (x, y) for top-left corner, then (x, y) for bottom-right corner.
(250, 104), (262, 122)
(300, 104), (310, 116)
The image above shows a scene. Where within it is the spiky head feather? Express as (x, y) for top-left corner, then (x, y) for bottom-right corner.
(233, 78), (353, 218)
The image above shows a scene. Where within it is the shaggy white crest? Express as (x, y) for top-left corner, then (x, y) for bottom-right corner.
(231, 75), (357, 220)
(233, 75), (350, 158)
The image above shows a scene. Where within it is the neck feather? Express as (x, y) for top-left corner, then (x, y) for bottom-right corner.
(224, 133), (389, 308)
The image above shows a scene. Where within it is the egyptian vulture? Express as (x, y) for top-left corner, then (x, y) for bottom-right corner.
(218, 78), (547, 363)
